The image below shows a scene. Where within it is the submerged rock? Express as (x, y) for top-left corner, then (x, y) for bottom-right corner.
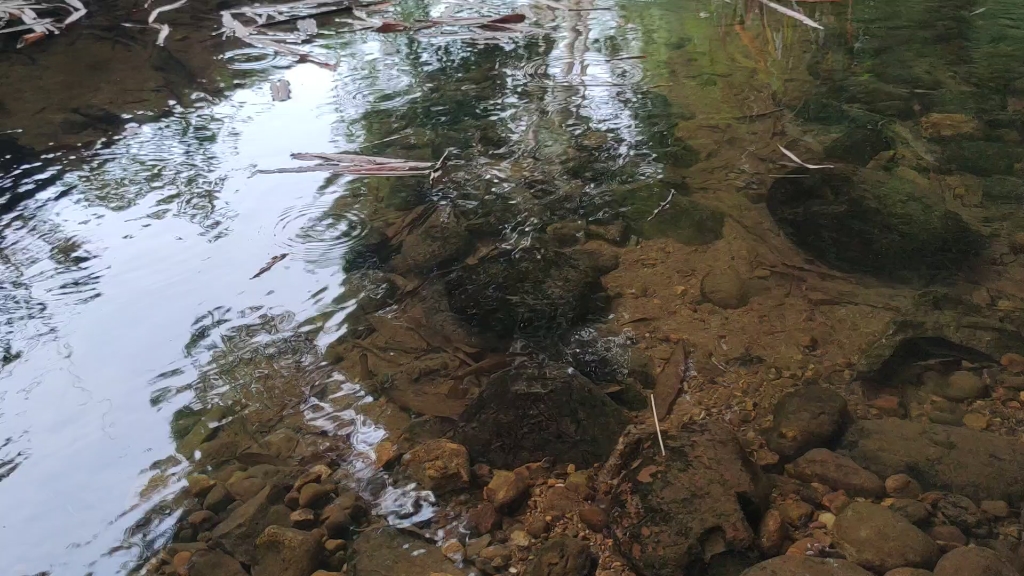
(400, 439), (471, 495)
(785, 449), (884, 498)
(823, 126), (892, 166)
(840, 418), (1024, 505)
(446, 249), (604, 341)
(525, 537), (594, 576)
(765, 386), (850, 462)
(252, 526), (321, 576)
(457, 362), (627, 469)
(933, 546), (1018, 576)
(392, 209), (470, 274)
(352, 527), (470, 576)
(767, 167), (986, 284)
(833, 502), (940, 573)
(739, 555), (872, 576)
(189, 549), (248, 576)
(615, 422), (767, 574)
(701, 266), (749, 309)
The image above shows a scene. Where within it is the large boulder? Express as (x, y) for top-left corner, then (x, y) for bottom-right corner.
(767, 167), (986, 284)
(933, 546), (1018, 576)
(446, 249), (603, 341)
(832, 502), (940, 573)
(252, 526), (321, 576)
(352, 528), (470, 576)
(839, 418), (1024, 505)
(457, 362), (627, 469)
(740, 555), (873, 576)
(765, 386), (850, 462)
(614, 422), (767, 574)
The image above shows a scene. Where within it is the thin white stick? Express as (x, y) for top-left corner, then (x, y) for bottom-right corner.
(650, 393), (666, 456)
(757, 0), (822, 29)
(777, 144), (833, 169)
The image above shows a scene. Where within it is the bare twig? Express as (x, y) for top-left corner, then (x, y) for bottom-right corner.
(650, 394), (666, 457)
(647, 189), (675, 221)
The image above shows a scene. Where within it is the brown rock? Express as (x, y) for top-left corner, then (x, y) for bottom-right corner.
(869, 395), (904, 417)
(886, 474), (923, 499)
(525, 517), (549, 538)
(353, 528), (471, 576)
(778, 500), (814, 527)
(468, 502), (501, 536)
(933, 546), (1018, 576)
(472, 463), (493, 485)
(525, 537), (594, 576)
(891, 499), (931, 525)
(188, 549), (248, 576)
(740, 555), (873, 575)
(252, 526), (321, 576)
(920, 113), (980, 139)
(766, 387), (850, 462)
(935, 371), (987, 401)
(284, 490), (301, 510)
(980, 500), (1011, 518)
(578, 505), (609, 532)
(833, 502), (941, 573)
(442, 539), (466, 564)
(841, 418), (1024, 505)
(935, 494), (985, 533)
(484, 469), (530, 511)
(202, 484), (235, 514)
(187, 475), (217, 498)
(757, 509), (787, 556)
(320, 491), (367, 539)
(188, 510), (217, 527)
(324, 539), (346, 554)
(701, 267), (748, 309)
(401, 439), (471, 495)
(226, 476), (267, 502)
(962, 413), (989, 430)
(616, 422), (767, 574)
(1000, 353), (1024, 373)
(884, 569), (934, 576)
(542, 486), (581, 519)
(786, 449), (884, 497)
(929, 525), (967, 546)
(822, 490), (852, 515)
(293, 464), (332, 491)
(298, 482), (333, 509)
(210, 485), (276, 565)
(171, 551), (192, 575)
(290, 508), (316, 530)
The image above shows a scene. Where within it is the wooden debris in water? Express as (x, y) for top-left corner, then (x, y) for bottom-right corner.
(251, 253), (289, 279)
(757, 0), (823, 29)
(647, 189), (675, 221)
(1, 0), (87, 46)
(258, 151), (441, 177)
(270, 79), (291, 101)
(650, 394), (666, 457)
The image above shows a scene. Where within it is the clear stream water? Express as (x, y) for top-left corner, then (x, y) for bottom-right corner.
(1, 0), (1023, 573)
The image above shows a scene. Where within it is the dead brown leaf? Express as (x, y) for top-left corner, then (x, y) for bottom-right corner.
(636, 464), (661, 483)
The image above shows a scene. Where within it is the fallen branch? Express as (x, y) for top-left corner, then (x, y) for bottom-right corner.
(777, 144), (833, 169)
(647, 189), (675, 221)
(757, 0), (822, 29)
(650, 394), (666, 457)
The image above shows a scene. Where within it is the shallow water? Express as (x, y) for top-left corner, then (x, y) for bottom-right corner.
(1, 0), (1023, 573)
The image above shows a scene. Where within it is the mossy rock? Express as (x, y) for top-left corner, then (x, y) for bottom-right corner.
(615, 182), (724, 245)
(942, 141), (1024, 177)
(767, 167), (986, 284)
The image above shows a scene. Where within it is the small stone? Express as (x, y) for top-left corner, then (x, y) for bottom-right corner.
(890, 499), (931, 525)
(324, 539), (346, 554)
(226, 476), (267, 502)
(202, 484), (235, 514)
(929, 525), (967, 546)
(1001, 353), (1024, 373)
(290, 508), (316, 530)
(484, 469), (530, 512)
(564, 471), (593, 499)
(758, 509), (787, 556)
(400, 439), (471, 495)
(509, 530), (531, 547)
(868, 395), (903, 417)
(171, 551), (193, 575)
(187, 475), (217, 498)
(284, 490), (301, 510)
(886, 474), (923, 499)
(700, 267), (748, 309)
(320, 491), (367, 539)
(578, 506), (609, 532)
(294, 465), (332, 491)
(188, 549), (248, 576)
(980, 500), (1010, 518)
(962, 413), (990, 430)
(541, 486), (580, 519)
(778, 500), (815, 527)
(766, 387), (850, 462)
(468, 502), (501, 536)
(442, 539), (466, 563)
(817, 512), (836, 529)
(800, 335), (818, 350)
(466, 535), (491, 558)
(472, 463), (493, 485)
(298, 483), (333, 509)
(786, 449), (884, 497)
(479, 544), (511, 563)
(822, 491), (852, 515)
(525, 517), (549, 538)
(786, 537), (822, 556)
(311, 572), (343, 576)
(188, 510), (217, 527)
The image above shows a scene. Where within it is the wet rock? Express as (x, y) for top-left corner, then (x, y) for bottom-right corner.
(392, 209), (470, 274)
(740, 555), (873, 576)
(980, 500), (1010, 518)
(920, 114), (980, 139)
(226, 475), (267, 502)
(203, 484), (235, 514)
(525, 536), (594, 576)
(187, 474), (217, 498)
(766, 386), (850, 462)
(933, 546), (1018, 576)
(767, 167), (986, 283)
(526, 518), (549, 538)
(337, 270), (399, 314)
(615, 422), (766, 574)
(933, 371), (987, 401)
(778, 500), (815, 527)
(446, 249), (603, 341)
(547, 220), (586, 246)
(840, 418), (1024, 505)
(884, 569), (934, 576)
(468, 502), (501, 536)
(179, 406), (227, 457)
(484, 469), (530, 512)
(962, 413), (989, 430)
(321, 491), (367, 539)
(700, 267), (748, 309)
(1002, 353), (1024, 373)
(943, 141), (1024, 177)
(786, 449), (884, 498)
(578, 505), (609, 532)
(252, 526), (320, 576)
(570, 243), (620, 276)
(352, 528), (470, 576)
(935, 494), (985, 534)
(457, 362), (627, 469)
(542, 486), (582, 519)
(886, 474), (923, 499)
(822, 490), (852, 515)
(298, 482), (333, 508)
(442, 539), (466, 564)
(891, 499), (931, 526)
(188, 549), (248, 576)
(400, 439), (471, 495)
(290, 508), (316, 530)
(586, 221), (626, 245)
(824, 126), (892, 167)
(929, 525), (967, 546)
(757, 509), (788, 556)
(509, 529), (532, 548)
(833, 502), (940, 573)
(210, 485), (275, 565)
